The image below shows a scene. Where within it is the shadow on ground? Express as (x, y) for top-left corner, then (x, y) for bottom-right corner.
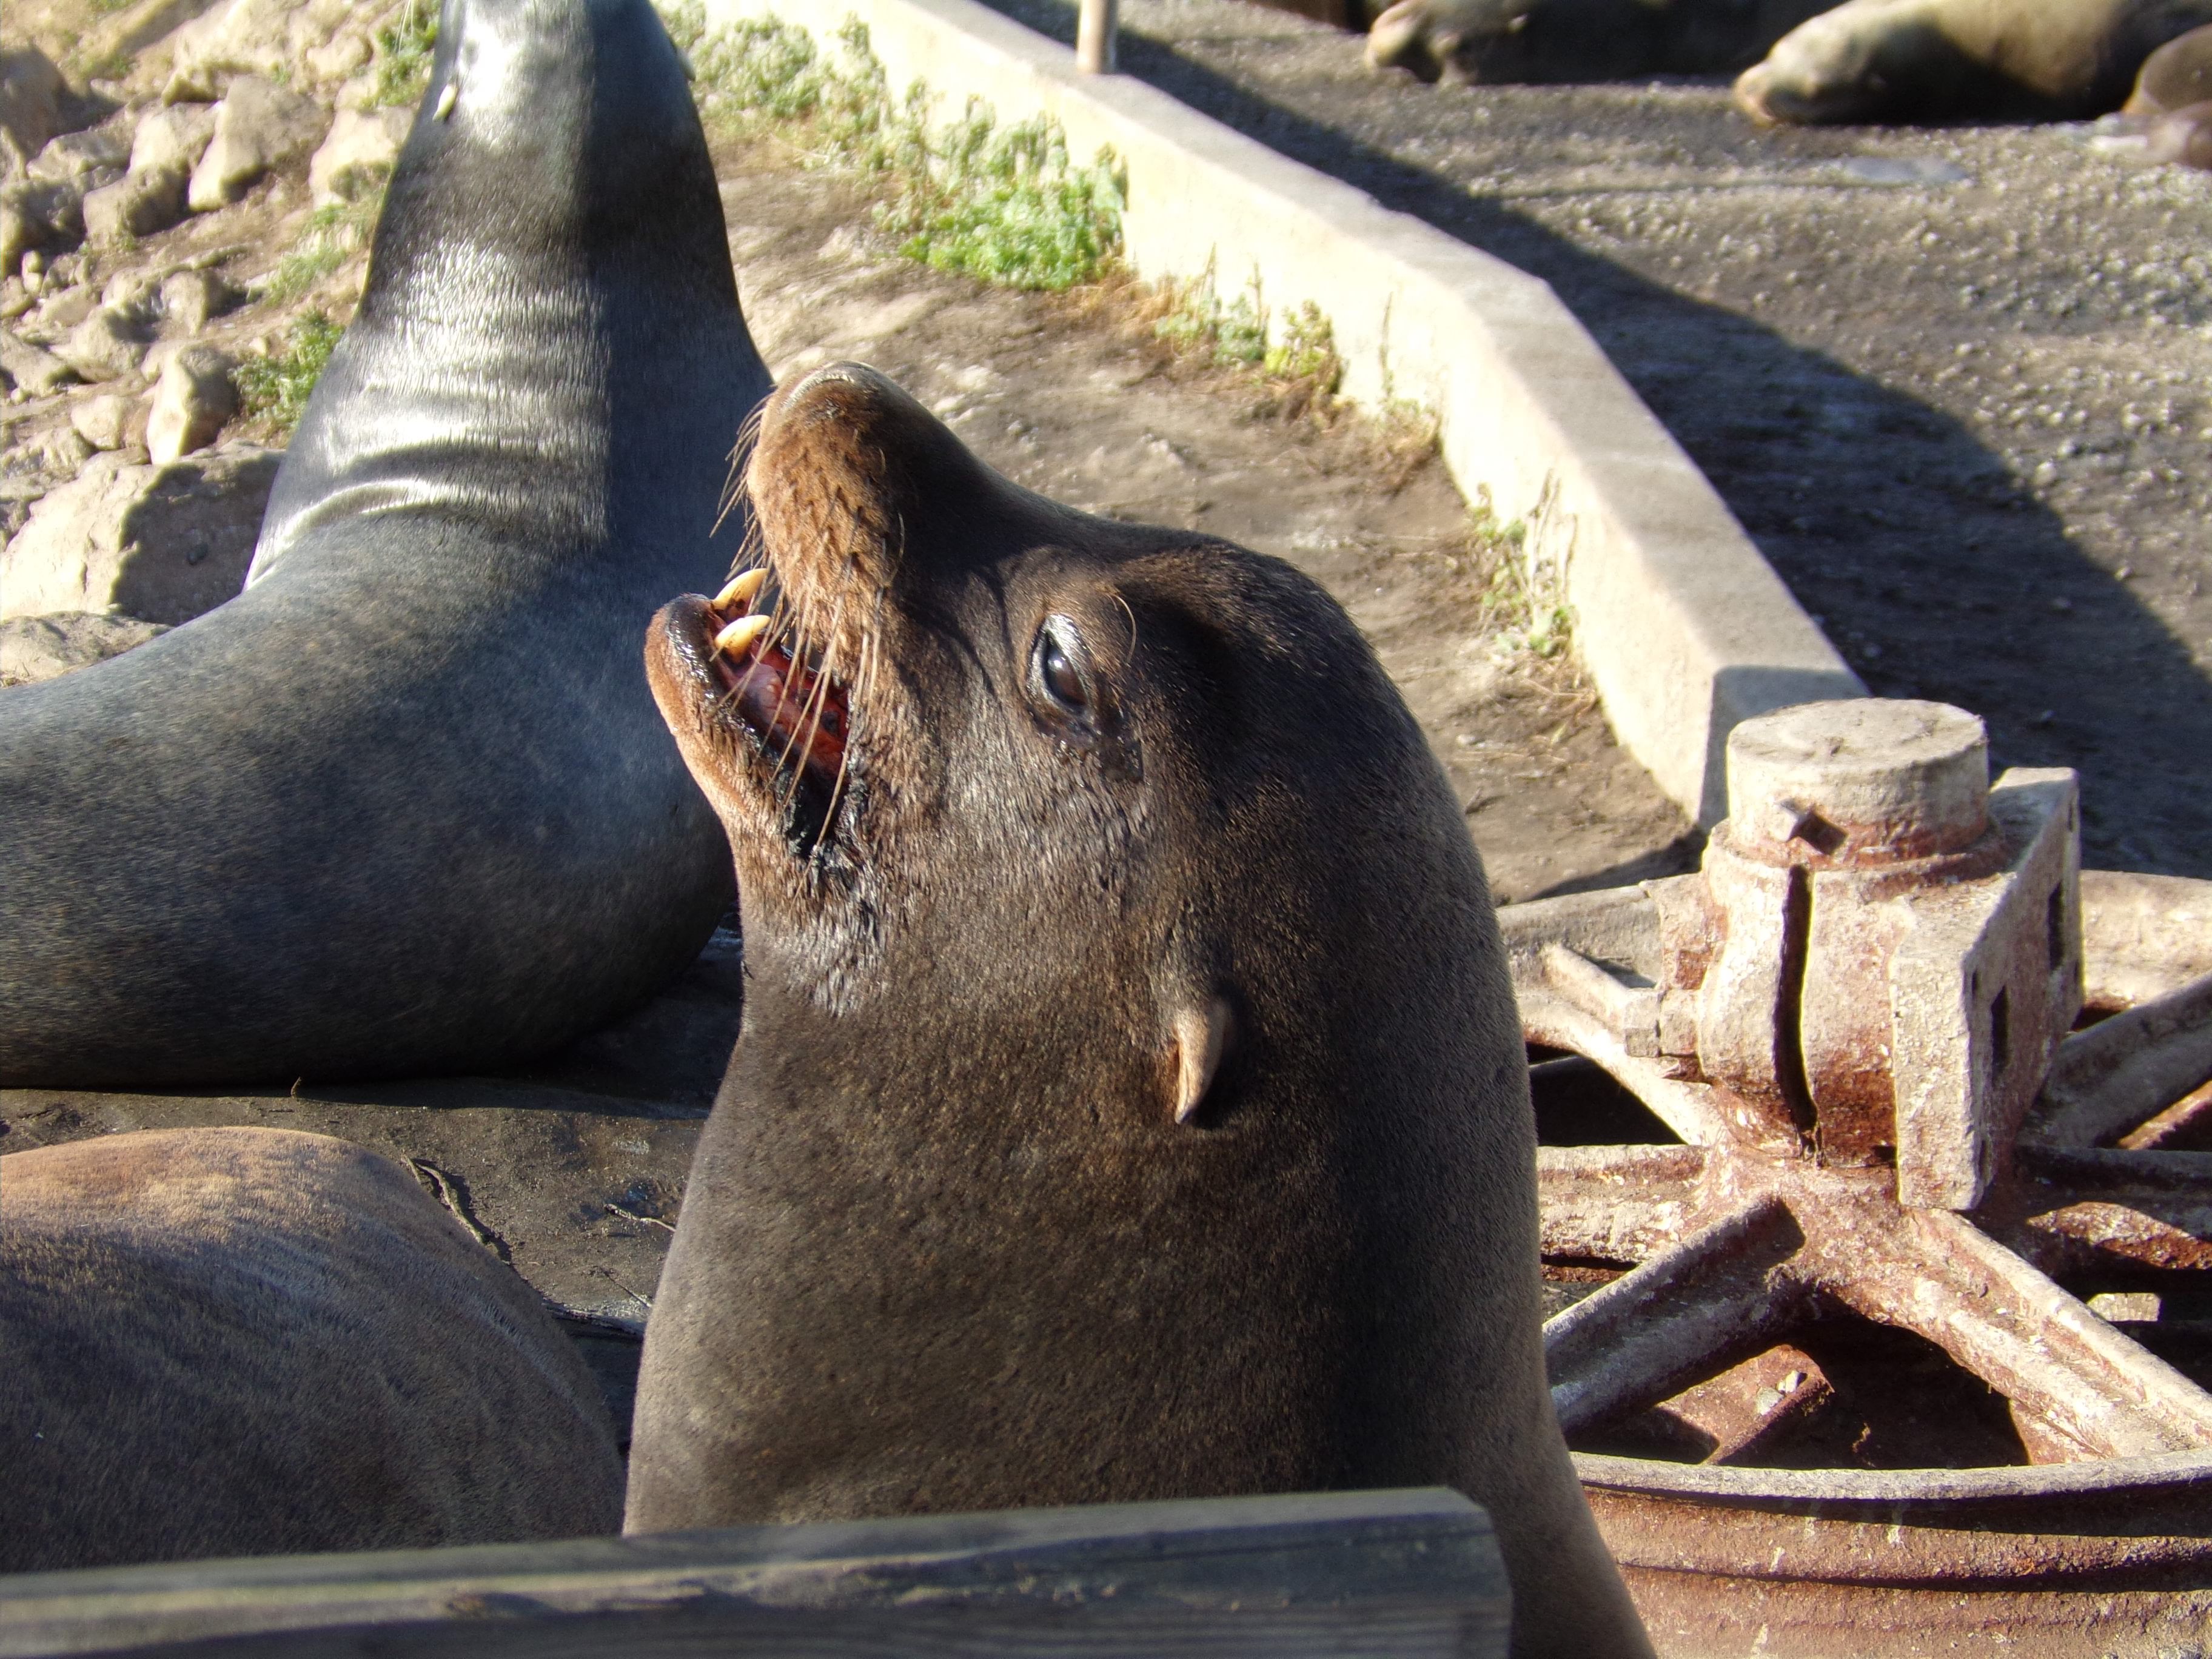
(983, 0), (2212, 877)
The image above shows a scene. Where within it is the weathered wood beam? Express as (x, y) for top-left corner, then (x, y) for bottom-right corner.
(0, 1490), (1507, 1659)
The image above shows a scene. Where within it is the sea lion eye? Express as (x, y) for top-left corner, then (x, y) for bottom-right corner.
(1033, 618), (1091, 717)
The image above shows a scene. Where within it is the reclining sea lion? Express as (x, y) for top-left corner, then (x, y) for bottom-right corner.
(1735, 0), (2212, 123)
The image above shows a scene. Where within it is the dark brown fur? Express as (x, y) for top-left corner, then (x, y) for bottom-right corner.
(624, 364), (1652, 1659)
(1, 1128), (623, 1571)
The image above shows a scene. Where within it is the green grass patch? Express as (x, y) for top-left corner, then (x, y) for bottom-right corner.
(1469, 503), (1574, 665)
(261, 189), (384, 306)
(658, 8), (1123, 292)
(374, 4), (439, 107)
(1153, 270), (1346, 420)
(235, 312), (344, 434)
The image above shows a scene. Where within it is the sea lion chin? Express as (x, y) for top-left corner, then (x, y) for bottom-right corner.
(631, 363), (1654, 1659)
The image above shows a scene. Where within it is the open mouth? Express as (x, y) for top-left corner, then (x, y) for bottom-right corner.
(695, 566), (856, 857)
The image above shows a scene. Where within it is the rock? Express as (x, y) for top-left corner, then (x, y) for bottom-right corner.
(0, 443), (279, 624)
(130, 103), (218, 176)
(309, 106), (409, 206)
(70, 391), (134, 451)
(0, 47), (64, 181)
(0, 327), (75, 395)
(306, 33), (373, 84)
(28, 127), (132, 187)
(1, 176), (85, 278)
(187, 78), (329, 212)
(59, 307), (146, 381)
(146, 343), (235, 462)
(158, 265), (229, 334)
(0, 611), (169, 686)
(83, 167), (189, 243)
(42, 426), (95, 472)
(167, 0), (353, 96)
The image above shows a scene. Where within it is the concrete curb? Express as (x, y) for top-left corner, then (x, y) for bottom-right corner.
(702, 0), (1864, 822)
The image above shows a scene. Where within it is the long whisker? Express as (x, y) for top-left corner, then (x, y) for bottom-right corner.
(818, 623), (873, 842)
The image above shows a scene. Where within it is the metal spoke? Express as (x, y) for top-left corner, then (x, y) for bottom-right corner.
(1544, 1198), (1811, 1436)
(2028, 971), (2212, 1150)
(1517, 983), (1730, 1148)
(1811, 1207), (2212, 1461)
(1535, 1144), (1709, 1262)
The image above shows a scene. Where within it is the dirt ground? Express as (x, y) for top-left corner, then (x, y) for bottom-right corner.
(983, 0), (2212, 879)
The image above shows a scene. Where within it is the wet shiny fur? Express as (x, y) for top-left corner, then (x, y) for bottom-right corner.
(0, 0), (770, 1087)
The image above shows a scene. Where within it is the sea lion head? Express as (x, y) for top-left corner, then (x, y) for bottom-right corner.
(646, 361), (1512, 1127)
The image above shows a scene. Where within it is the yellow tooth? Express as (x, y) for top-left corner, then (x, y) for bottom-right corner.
(712, 568), (768, 609)
(713, 614), (772, 657)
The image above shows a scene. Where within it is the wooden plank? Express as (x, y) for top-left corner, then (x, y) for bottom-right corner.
(0, 1489), (1506, 1659)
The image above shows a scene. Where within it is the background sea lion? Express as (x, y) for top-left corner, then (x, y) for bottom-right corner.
(1734, 0), (2212, 123)
(1, 1127), (622, 1571)
(0, 0), (771, 1088)
(2125, 20), (2212, 108)
(1366, 0), (1834, 84)
(624, 363), (1655, 1659)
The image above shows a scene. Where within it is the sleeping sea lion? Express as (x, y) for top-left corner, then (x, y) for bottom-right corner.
(1367, 0), (1834, 84)
(1734, 0), (2212, 124)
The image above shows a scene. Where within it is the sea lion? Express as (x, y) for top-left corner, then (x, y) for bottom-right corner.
(1734, 0), (2212, 124)
(1, 1127), (622, 1571)
(623, 363), (1655, 1659)
(1366, 0), (1834, 84)
(0, 0), (771, 1088)
(2125, 21), (2212, 109)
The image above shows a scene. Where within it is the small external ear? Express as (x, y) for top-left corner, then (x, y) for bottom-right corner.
(1171, 997), (1234, 1125)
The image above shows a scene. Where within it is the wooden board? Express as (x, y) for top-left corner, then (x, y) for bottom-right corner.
(0, 1489), (1506, 1658)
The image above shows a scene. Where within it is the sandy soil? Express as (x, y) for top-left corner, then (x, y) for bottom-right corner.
(984, 0), (2212, 878)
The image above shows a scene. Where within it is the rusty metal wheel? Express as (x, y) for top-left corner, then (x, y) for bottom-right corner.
(1498, 700), (2212, 1658)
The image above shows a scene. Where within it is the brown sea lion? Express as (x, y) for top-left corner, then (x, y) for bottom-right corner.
(2125, 21), (2212, 108)
(623, 363), (1655, 1659)
(1367, 0), (1834, 84)
(1, 1128), (623, 1572)
(1734, 0), (2212, 124)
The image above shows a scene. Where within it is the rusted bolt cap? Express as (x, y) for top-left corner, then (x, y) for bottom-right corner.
(1727, 699), (1988, 862)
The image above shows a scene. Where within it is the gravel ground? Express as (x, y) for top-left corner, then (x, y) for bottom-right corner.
(984, 0), (2212, 877)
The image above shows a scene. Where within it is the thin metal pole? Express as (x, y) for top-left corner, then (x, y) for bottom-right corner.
(1076, 0), (1119, 73)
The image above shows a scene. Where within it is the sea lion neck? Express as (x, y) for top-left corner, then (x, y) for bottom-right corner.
(251, 0), (742, 580)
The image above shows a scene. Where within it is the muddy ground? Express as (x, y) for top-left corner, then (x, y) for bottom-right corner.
(985, 0), (2212, 878)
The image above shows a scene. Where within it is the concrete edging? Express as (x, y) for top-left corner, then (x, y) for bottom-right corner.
(702, 0), (1863, 822)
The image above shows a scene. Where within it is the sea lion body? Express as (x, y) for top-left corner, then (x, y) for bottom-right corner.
(1366, 0), (1834, 84)
(625, 364), (1653, 1659)
(0, 1128), (622, 1571)
(0, 0), (770, 1088)
(2126, 21), (2212, 108)
(1735, 0), (2212, 122)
